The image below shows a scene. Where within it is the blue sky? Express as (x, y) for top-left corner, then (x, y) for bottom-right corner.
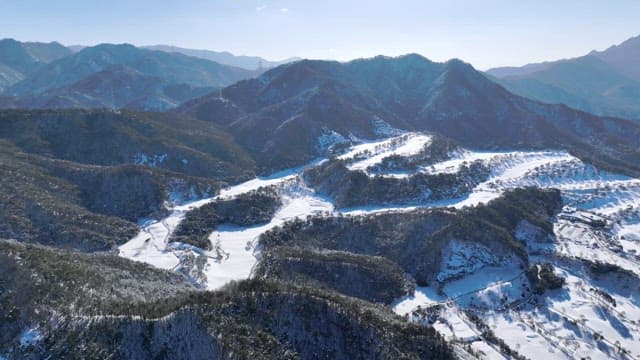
(1, 0), (638, 69)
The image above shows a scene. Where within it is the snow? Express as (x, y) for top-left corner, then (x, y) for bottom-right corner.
(119, 166), (332, 290)
(433, 306), (508, 359)
(393, 286), (443, 316)
(375, 133), (640, 359)
(338, 133), (429, 161)
(316, 128), (348, 152)
(483, 312), (572, 359)
(19, 328), (42, 347)
(371, 116), (404, 136)
(133, 153), (167, 167)
(437, 241), (501, 282)
(118, 215), (183, 270)
(118, 131), (640, 358)
(617, 223), (640, 254)
(554, 219), (640, 276)
(422, 150), (506, 175)
(340, 148), (640, 218)
(344, 133), (432, 172)
(443, 265), (526, 307)
(203, 191), (333, 289)
(436, 308), (478, 340)
(480, 266), (640, 360)
(546, 270), (640, 353)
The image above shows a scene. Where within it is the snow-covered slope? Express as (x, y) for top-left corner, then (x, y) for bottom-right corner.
(119, 168), (332, 289)
(119, 131), (640, 359)
(339, 133), (432, 171)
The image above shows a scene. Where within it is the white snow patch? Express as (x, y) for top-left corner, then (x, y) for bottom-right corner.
(483, 312), (573, 359)
(393, 287), (444, 316)
(437, 241), (500, 282)
(133, 153), (167, 167)
(345, 133), (432, 172)
(617, 222), (640, 254)
(20, 328), (43, 347)
(204, 192), (333, 289)
(316, 128), (348, 152)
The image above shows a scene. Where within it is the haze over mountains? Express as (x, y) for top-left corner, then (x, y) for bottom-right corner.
(3, 35), (640, 120)
(143, 45), (301, 70)
(488, 34), (640, 120)
(0, 40), (278, 110)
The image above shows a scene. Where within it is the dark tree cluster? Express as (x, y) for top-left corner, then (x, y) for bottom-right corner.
(171, 186), (282, 249)
(304, 157), (490, 208)
(526, 262), (566, 295)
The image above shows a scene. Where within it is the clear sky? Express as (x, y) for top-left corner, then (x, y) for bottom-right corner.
(1, 0), (639, 70)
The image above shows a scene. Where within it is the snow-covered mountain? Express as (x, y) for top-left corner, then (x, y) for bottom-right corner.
(181, 54), (640, 178)
(120, 130), (640, 359)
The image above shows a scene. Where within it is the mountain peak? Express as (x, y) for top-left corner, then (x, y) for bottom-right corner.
(79, 43), (139, 56)
(0, 38), (21, 46)
(441, 58), (487, 85)
(0, 38), (72, 79)
(588, 34), (640, 82)
(444, 58), (476, 72)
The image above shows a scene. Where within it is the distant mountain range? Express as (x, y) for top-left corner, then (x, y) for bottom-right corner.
(0, 40), (261, 110)
(180, 54), (640, 177)
(143, 45), (300, 70)
(487, 34), (640, 119)
(0, 38), (72, 91)
(4, 36), (640, 120)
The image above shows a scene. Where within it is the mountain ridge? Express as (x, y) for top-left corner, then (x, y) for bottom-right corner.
(0, 38), (72, 91)
(180, 54), (640, 177)
(487, 34), (640, 119)
(0, 41), (260, 110)
(143, 44), (300, 70)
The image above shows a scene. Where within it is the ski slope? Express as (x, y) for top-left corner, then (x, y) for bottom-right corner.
(119, 171), (332, 290)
